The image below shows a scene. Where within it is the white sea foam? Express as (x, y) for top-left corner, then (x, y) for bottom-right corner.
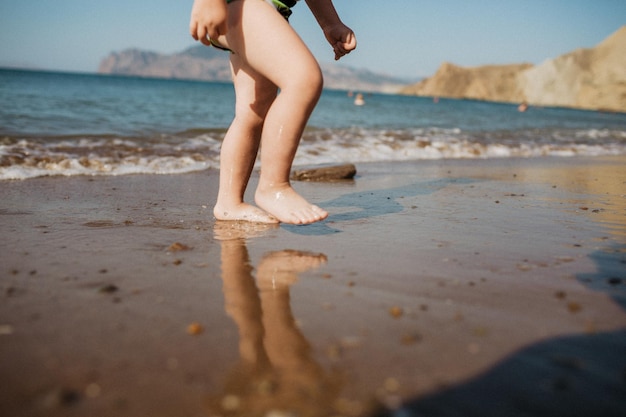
(0, 155), (218, 180)
(294, 127), (626, 165)
(0, 135), (222, 180)
(1, 127), (625, 180)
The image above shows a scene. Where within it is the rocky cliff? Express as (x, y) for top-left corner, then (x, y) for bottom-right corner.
(98, 45), (411, 93)
(401, 26), (626, 113)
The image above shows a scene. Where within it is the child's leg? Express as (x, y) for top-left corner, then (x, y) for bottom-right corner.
(213, 54), (279, 223)
(226, 0), (329, 225)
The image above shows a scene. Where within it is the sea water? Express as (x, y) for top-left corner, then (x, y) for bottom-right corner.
(1, 68), (625, 180)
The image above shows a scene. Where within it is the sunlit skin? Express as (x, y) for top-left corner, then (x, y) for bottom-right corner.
(190, 0), (356, 224)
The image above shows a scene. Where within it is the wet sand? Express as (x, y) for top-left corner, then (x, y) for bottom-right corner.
(1, 156), (625, 417)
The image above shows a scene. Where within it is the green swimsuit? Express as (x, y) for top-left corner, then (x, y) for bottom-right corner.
(226, 0), (297, 20)
(265, 0), (298, 20)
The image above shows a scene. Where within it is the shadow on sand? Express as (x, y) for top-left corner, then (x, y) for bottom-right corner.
(375, 243), (626, 417)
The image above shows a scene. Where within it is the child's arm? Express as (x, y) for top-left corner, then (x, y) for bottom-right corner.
(304, 0), (357, 60)
(190, 0), (228, 46)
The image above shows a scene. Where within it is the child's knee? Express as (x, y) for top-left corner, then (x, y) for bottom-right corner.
(308, 68), (324, 96)
(287, 65), (323, 100)
(307, 64), (323, 89)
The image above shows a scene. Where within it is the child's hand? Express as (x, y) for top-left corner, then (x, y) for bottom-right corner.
(189, 0), (228, 46)
(324, 23), (357, 60)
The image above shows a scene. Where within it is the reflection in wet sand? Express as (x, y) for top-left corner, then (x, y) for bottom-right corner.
(209, 223), (340, 416)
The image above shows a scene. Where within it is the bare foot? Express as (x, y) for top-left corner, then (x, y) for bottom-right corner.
(255, 184), (328, 225)
(213, 202), (279, 224)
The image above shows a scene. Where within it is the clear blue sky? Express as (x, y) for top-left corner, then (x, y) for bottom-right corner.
(1, 0), (624, 79)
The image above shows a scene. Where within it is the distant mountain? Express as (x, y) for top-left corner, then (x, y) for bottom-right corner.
(98, 45), (413, 93)
(400, 26), (626, 113)
(98, 46), (232, 82)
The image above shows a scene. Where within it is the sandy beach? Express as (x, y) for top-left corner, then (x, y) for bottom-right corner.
(1, 156), (625, 417)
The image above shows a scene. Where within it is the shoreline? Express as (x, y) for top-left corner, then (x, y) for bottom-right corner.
(1, 156), (625, 416)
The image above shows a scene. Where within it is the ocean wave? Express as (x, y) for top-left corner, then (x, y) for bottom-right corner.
(1, 127), (625, 180)
(0, 134), (222, 180)
(295, 127), (626, 164)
